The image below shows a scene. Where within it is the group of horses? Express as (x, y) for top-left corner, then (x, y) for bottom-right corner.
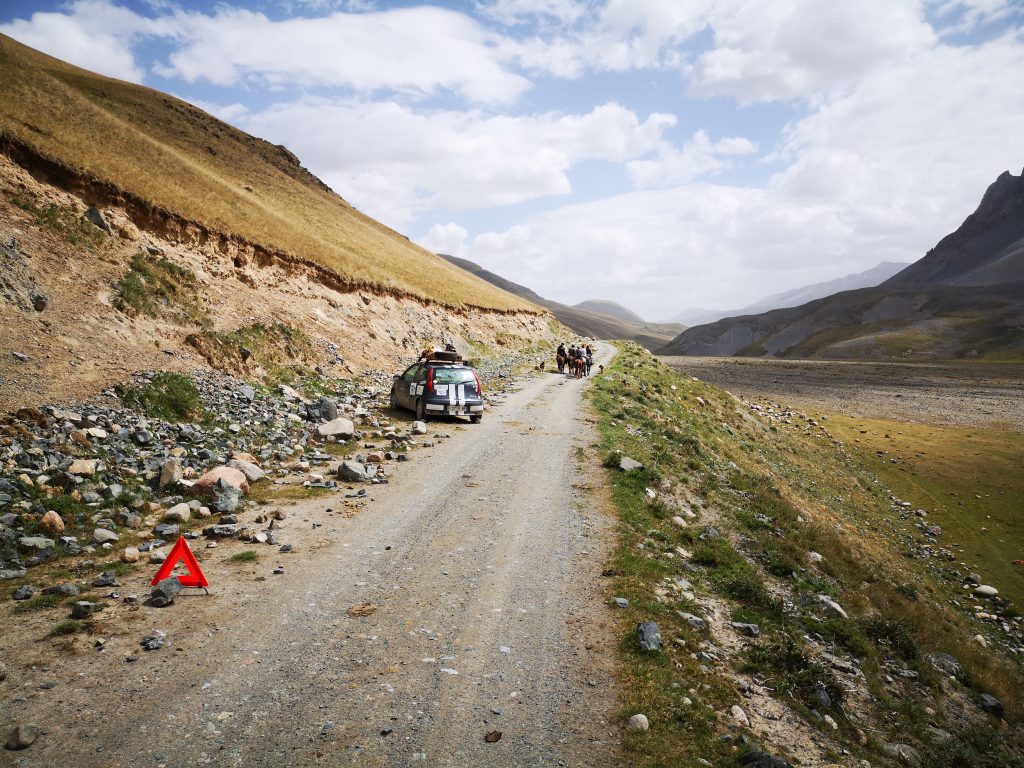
(556, 346), (593, 379)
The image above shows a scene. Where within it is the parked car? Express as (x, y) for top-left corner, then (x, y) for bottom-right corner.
(389, 361), (484, 423)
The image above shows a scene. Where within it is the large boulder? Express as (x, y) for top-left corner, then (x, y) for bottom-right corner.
(337, 460), (374, 483)
(210, 478), (243, 513)
(191, 466), (249, 496)
(306, 396), (339, 422)
(317, 418), (355, 439)
(227, 459), (265, 483)
(150, 577), (182, 607)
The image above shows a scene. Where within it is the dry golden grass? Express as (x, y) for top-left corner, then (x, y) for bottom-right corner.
(0, 35), (535, 312)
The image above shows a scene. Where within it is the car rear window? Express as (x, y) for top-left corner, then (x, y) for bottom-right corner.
(432, 367), (476, 384)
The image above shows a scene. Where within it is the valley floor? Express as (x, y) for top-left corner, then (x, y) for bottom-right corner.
(660, 356), (1024, 429)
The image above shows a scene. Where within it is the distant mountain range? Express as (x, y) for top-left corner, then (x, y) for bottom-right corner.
(660, 168), (1024, 360)
(439, 256), (684, 349)
(668, 262), (909, 327)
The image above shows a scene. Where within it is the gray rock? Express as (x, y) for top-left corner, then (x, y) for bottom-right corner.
(238, 385), (256, 403)
(613, 597), (629, 608)
(12, 585), (35, 600)
(676, 611), (707, 630)
(411, 420), (427, 435)
(85, 206), (113, 234)
(317, 417), (355, 438)
(739, 752), (793, 768)
(306, 396), (339, 422)
(227, 459), (264, 482)
(5, 723), (40, 750)
(12, 352), (29, 362)
(71, 601), (96, 619)
(158, 459), (182, 487)
(626, 713), (649, 732)
(979, 693), (1004, 718)
(619, 456), (644, 471)
(92, 528), (119, 545)
(818, 595), (848, 620)
(153, 523), (179, 538)
(808, 682), (832, 709)
(883, 743), (922, 768)
(974, 585), (998, 598)
(43, 583), (79, 597)
(923, 725), (953, 745)
(141, 629), (166, 650)
(203, 524), (241, 538)
(0, 660), (6, 681)
(19, 536), (55, 550)
(731, 622), (760, 637)
(210, 478), (242, 513)
(150, 577), (181, 607)
(636, 621), (663, 652)
(338, 460), (373, 482)
(926, 652), (963, 679)
(92, 571), (117, 588)
(0, 569), (27, 581)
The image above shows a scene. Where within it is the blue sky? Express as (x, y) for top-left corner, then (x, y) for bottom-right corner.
(2, 0), (1023, 320)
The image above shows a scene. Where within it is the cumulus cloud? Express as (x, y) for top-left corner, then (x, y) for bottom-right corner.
(478, 0), (587, 26)
(419, 222), (470, 256)
(0, 0), (164, 82)
(627, 130), (757, 189)
(236, 99), (676, 226)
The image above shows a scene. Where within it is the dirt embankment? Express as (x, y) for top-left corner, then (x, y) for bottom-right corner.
(661, 355), (1024, 429)
(0, 153), (555, 413)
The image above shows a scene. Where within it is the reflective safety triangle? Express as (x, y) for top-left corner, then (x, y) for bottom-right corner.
(150, 536), (209, 588)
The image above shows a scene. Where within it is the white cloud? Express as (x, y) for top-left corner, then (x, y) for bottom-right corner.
(419, 222), (470, 256)
(478, 0), (587, 26)
(0, 0), (160, 82)
(930, 0), (1020, 34)
(688, 0), (937, 103)
(627, 130), (757, 189)
(154, 6), (531, 104)
(237, 99), (676, 226)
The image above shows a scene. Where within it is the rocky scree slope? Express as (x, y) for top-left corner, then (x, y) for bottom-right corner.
(661, 169), (1024, 360)
(589, 343), (1021, 767)
(440, 254), (684, 349)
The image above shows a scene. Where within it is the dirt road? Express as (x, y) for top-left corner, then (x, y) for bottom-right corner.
(2, 345), (620, 768)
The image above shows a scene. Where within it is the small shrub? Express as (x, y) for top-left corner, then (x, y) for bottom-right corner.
(230, 550), (259, 562)
(13, 593), (61, 613)
(117, 372), (206, 422)
(862, 615), (918, 660)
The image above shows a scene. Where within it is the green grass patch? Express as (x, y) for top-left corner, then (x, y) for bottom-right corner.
(13, 593), (62, 613)
(188, 322), (315, 384)
(13, 193), (106, 249)
(230, 550), (260, 562)
(113, 253), (208, 324)
(117, 371), (206, 422)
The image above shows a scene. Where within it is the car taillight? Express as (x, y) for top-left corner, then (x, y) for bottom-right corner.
(473, 371), (482, 395)
(426, 367), (434, 392)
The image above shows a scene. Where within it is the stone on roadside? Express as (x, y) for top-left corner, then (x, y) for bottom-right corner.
(67, 459), (97, 477)
(71, 601), (96, 619)
(210, 478), (243, 513)
(306, 396), (339, 422)
(5, 724), (40, 751)
(163, 503), (191, 523)
(619, 456), (644, 471)
(92, 571), (117, 587)
(39, 511), (64, 535)
(140, 629), (166, 650)
(636, 621), (663, 652)
(120, 547), (140, 563)
(730, 704), (750, 726)
(412, 421), (427, 435)
(337, 460), (374, 482)
(12, 585), (34, 601)
(159, 459), (183, 487)
(227, 459), (265, 482)
(92, 528), (119, 545)
(973, 585), (998, 598)
(150, 577), (182, 607)
(191, 466), (249, 496)
(627, 714), (649, 732)
(317, 417), (355, 439)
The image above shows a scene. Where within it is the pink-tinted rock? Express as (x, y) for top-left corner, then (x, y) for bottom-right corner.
(40, 511), (65, 535)
(190, 466), (249, 496)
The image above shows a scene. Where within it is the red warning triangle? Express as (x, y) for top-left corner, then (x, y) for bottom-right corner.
(150, 536), (209, 589)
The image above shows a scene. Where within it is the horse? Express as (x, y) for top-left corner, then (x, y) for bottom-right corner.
(556, 353), (567, 374)
(570, 356), (585, 379)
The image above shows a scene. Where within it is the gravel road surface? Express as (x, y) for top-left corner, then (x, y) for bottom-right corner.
(1, 344), (620, 768)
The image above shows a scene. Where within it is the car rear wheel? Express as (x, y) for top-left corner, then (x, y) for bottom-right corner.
(470, 413), (482, 424)
(389, 388), (398, 411)
(415, 398), (427, 421)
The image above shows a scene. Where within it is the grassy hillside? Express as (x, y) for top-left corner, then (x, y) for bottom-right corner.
(574, 299), (645, 323)
(0, 35), (533, 312)
(439, 254), (684, 347)
(589, 344), (1022, 767)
